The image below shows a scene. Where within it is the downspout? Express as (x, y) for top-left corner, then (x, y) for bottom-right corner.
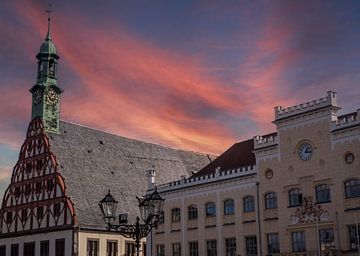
(256, 182), (263, 256)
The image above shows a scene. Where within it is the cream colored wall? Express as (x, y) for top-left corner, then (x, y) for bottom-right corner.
(153, 177), (257, 256)
(77, 230), (146, 256)
(258, 110), (360, 254)
(0, 229), (73, 256)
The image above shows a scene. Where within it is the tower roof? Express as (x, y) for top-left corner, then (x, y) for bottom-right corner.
(38, 3), (57, 56)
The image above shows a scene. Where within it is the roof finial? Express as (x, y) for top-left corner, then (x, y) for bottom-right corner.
(45, 2), (52, 40)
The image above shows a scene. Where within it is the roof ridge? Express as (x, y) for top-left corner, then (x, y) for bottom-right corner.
(59, 119), (210, 155)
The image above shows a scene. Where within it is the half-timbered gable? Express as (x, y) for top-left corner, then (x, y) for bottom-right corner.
(0, 119), (76, 235)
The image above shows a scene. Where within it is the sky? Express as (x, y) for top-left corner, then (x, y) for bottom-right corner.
(0, 0), (360, 195)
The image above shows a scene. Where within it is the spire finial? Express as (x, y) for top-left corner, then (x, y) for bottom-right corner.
(46, 2), (52, 40)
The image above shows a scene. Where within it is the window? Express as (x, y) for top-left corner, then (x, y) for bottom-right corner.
(11, 244), (19, 256)
(87, 239), (99, 256)
(245, 236), (257, 256)
(206, 240), (217, 256)
(316, 184), (331, 203)
(319, 229), (334, 251)
(107, 240), (117, 256)
(206, 202), (216, 217)
(23, 242), (35, 256)
(267, 233), (280, 255)
(55, 239), (65, 256)
(125, 242), (135, 256)
(345, 179), (360, 198)
(243, 196), (255, 212)
(21, 209), (27, 221)
(289, 189), (302, 207)
(189, 241), (198, 256)
(292, 231), (306, 252)
(6, 211), (12, 223)
(188, 205), (198, 220)
(171, 208), (181, 222)
(224, 199), (235, 215)
(40, 241), (49, 256)
(37, 206), (44, 219)
(54, 203), (61, 217)
(158, 211), (164, 224)
(0, 246), (5, 256)
(225, 238), (236, 256)
(349, 225), (360, 249)
(156, 244), (165, 256)
(265, 192), (277, 209)
(172, 243), (181, 256)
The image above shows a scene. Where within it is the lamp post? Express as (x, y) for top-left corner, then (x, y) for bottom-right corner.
(99, 187), (165, 256)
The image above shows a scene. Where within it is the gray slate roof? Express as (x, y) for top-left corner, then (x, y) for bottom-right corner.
(49, 121), (214, 230)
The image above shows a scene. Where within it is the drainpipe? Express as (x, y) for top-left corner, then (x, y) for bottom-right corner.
(256, 182), (263, 256)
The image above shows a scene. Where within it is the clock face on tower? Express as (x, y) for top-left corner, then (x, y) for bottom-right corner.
(33, 90), (43, 105)
(298, 143), (313, 161)
(45, 89), (59, 106)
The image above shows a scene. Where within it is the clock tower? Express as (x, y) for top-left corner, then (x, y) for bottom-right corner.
(30, 6), (63, 134)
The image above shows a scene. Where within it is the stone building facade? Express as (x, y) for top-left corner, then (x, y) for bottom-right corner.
(151, 91), (360, 255)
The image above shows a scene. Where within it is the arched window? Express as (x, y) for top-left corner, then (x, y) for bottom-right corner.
(188, 205), (198, 220)
(224, 199), (235, 215)
(315, 184), (331, 203)
(289, 189), (302, 207)
(345, 179), (360, 198)
(265, 192), (277, 209)
(243, 196), (255, 212)
(206, 202), (216, 217)
(171, 208), (181, 222)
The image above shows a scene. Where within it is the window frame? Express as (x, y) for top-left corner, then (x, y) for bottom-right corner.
(40, 240), (49, 256)
(245, 236), (257, 256)
(348, 225), (360, 250)
(291, 231), (306, 252)
(188, 205), (198, 220)
(172, 242), (181, 256)
(315, 184), (331, 203)
(265, 192), (277, 209)
(171, 208), (181, 222)
(267, 233), (280, 255)
(288, 189), (302, 207)
(87, 239), (99, 256)
(206, 240), (217, 256)
(206, 202), (216, 217)
(106, 240), (118, 256)
(243, 196), (255, 212)
(344, 179), (360, 198)
(55, 239), (65, 256)
(225, 238), (236, 256)
(223, 199), (235, 215)
(189, 241), (199, 256)
(11, 244), (19, 256)
(156, 244), (165, 256)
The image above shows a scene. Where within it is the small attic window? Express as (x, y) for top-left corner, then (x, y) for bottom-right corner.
(130, 161), (133, 164)
(63, 130), (67, 134)
(99, 140), (104, 145)
(87, 149), (92, 153)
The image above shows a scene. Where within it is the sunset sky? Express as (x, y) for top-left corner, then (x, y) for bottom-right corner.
(0, 0), (360, 194)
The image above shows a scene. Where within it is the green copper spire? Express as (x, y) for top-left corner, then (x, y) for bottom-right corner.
(30, 3), (63, 134)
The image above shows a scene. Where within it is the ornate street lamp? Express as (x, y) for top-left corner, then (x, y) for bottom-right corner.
(99, 187), (165, 256)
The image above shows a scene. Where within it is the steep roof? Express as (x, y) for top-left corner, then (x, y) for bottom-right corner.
(193, 139), (255, 177)
(49, 121), (214, 230)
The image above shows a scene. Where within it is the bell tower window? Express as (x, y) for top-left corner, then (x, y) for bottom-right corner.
(49, 59), (56, 77)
